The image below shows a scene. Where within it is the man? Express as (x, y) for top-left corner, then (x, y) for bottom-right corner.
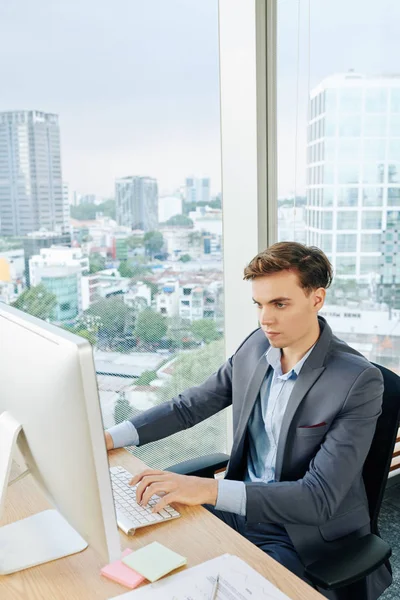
(105, 242), (391, 600)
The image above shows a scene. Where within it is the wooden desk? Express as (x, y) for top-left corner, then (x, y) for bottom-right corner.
(0, 449), (324, 600)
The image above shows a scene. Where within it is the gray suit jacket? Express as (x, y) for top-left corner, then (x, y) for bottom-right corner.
(130, 316), (392, 600)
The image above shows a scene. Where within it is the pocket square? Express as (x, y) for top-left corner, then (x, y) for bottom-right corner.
(299, 421), (327, 429)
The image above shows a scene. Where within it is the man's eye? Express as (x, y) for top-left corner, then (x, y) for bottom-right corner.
(276, 303), (286, 309)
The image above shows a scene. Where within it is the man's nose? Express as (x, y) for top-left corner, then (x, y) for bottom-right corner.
(260, 309), (275, 325)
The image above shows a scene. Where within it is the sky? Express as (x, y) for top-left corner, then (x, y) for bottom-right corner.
(0, 0), (399, 199)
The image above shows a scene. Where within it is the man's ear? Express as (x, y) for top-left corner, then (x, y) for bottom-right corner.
(313, 287), (326, 311)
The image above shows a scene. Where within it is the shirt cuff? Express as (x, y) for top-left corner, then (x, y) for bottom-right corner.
(215, 479), (247, 516)
(107, 421), (139, 449)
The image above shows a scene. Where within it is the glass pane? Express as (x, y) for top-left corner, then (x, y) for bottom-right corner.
(322, 187), (334, 207)
(337, 164), (360, 184)
(361, 234), (381, 252)
(362, 187), (383, 206)
(337, 187), (359, 207)
(388, 188), (400, 205)
(388, 139), (400, 161)
(338, 115), (361, 136)
(321, 211), (333, 229)
(336, 233), (357, 252)
(1, 0), (226, 471)
(391, 89), (400, 112)
(361, 211), (382, 229)
(336, 256), (356, 275)
(389, 114), (400, 136)
(339, 88), (362, 113)
(337, 211), (358, 229)
(363, 139), (386, 161)
(360, 256), (381, 274)
(362, 163), (386, 184)
(364, 114), (387, 137)
(387, 210), (400, 228)
(365, 88), (388, 112)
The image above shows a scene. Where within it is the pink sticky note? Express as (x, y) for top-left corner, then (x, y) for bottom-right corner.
(101, 548), (146, 589)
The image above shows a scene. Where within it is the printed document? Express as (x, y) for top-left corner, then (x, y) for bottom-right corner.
(109, 553), (292, 600)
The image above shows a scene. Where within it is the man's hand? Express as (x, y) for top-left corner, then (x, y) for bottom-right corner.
(105, 431), (114, 451)
(129, 469), (218, 513)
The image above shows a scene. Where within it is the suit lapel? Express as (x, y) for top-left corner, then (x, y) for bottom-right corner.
(274, 363), (325, 481)
(234, 353), (270, 452)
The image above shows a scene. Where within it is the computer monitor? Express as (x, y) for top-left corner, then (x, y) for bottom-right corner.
(0, 303), (121, 574)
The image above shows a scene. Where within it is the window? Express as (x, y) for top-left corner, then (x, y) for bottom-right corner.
(338, 187), (359, 207)
(361, 234), (381, 252)
(361, 211), (382, 229)
(336, 256), (357, 275)
(362, 187), (383, 206)
(337, 211), (358, 230)
(3, 0), (226, 471)
(338, 115), (361, 136)
(321, 211), (333, 229)
(336, 234), (357, 252)
(364, 115), (387, 137)
(339, 89), (362, 113)
(365, 88), (388, 113)
(360, 256), (381, 275)
(388, 188), (400, 206)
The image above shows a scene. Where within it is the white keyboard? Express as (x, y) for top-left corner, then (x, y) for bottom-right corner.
(110, 465), (181, 534)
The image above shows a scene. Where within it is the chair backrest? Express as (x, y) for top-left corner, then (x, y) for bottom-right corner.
(362, 362), (400, 533)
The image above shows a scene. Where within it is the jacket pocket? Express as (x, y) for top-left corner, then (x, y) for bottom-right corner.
(319, 504), (370, 541)
(296, 423), (330, 437)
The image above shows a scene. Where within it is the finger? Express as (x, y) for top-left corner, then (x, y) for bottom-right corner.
(135, 474), (166, 503)
(152, 493), (177, 513)
(141, 482), (172, 506)
(129, 469), (163, 487)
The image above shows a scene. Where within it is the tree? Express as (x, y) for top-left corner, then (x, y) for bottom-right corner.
(89, 253), (106, 274)
(12, 284), (57, 321)
(70, 199), (116, 221)
(134, 308), (167, 345)
(144, 231), (164, 258)
(179, 254), (192, 263)
(135, 370), (157, 386)
(114, 393), (134, 424)
(118, 260), (134, 278)
(85, 297), (132, 347)
(191, 319), (220, 344)
(166, 214), (193, 227)
(127, 233), (144, 249)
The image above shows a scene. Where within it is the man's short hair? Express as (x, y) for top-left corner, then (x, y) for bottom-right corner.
(243, 241), (333, 293)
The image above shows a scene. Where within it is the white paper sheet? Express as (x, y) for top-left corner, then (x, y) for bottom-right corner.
(109, 554), (292, 600)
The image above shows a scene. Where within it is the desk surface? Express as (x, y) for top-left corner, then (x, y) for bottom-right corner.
(0, 448), (324, 600)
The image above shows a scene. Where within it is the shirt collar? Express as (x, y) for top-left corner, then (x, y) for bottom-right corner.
(265, 343), (315, 379)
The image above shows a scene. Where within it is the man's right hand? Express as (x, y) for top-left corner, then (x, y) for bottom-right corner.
(105, 431), (114, 451)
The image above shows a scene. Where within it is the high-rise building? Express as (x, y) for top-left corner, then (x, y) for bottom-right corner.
(0, 110), (68, 236)
(305, 73), (400, 281)
(378, 224), (400, 310)
(29, 246), (89, 323)
(184, 177), (211, 204)
(23, 230), (71, 288)
(115, 176), (158, 231)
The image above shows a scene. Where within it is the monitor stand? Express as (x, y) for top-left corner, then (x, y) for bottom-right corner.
(0, 411), (88, 575)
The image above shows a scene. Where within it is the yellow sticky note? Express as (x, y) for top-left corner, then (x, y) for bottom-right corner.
(122, 542), (186, 582)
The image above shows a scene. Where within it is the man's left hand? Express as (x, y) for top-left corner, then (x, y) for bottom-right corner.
(129, 469), (218, 513)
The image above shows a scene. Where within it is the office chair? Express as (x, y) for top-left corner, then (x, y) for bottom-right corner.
(166, 362), (400, 592)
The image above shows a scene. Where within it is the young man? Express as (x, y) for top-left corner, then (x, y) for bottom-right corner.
(105, 242), (391, 600)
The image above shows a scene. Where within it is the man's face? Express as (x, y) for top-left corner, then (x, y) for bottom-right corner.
(252, 270), (325, 349)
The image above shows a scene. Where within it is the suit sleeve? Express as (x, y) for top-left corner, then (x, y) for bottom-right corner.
(245, 365), (384, 526)
(130, 356), (234, 446)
